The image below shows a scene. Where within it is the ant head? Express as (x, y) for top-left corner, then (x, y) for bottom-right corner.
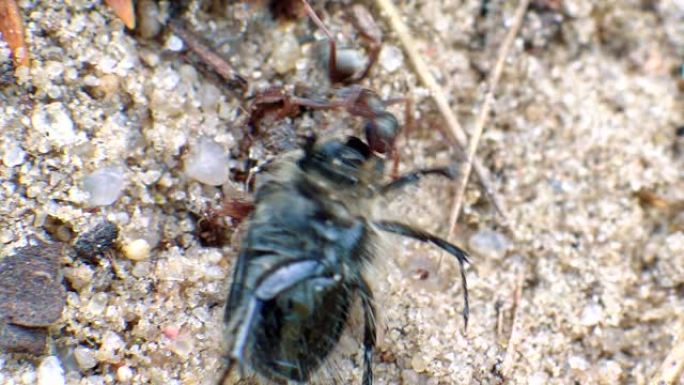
(364, 112), (399, 155)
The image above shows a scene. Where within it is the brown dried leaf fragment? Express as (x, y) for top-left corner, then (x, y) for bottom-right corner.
(0, 243), (66, 327)
(105, 0), (136, 29)
(0, 0), (28, 67)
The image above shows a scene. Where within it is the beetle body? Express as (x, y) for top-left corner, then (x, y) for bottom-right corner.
(223, 135), (470, 385)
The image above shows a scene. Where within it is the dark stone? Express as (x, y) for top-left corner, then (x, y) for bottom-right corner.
(0, 323), (48, 355)
(73, 221), (119, 262)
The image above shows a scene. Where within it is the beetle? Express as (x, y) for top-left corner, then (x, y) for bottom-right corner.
(222, 131), (470, 384)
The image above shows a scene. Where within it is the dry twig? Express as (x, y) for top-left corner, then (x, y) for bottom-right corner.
(0, 0), (29, 67)
(105, 0), (135, 29)
(650, 324), (684, 385)
(502, 266), (526, 377)
(375, 0), (512, 232)
(447, 0), (531, 237)
(168, 20), (247, 91)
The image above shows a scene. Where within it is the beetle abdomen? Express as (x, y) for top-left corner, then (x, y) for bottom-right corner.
(253, 281), (353, 382)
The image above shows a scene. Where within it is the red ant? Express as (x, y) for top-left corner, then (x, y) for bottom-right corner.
(248, 0), (407, 165)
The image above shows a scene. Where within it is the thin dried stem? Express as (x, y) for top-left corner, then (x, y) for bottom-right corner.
(502, 266), (526, 377)
(650, 324), (684, 385)
(168, 20), (247, 91)
(375, 0), (512, 233)
(0, 0), (29, 67)
(448, 0), (531, 237)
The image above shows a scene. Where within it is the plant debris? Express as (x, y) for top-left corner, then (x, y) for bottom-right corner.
(0, 243), (66, 355)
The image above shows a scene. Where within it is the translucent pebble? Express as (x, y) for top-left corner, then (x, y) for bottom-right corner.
(116, 366), (133, 382)
(122, 239), (151, 261)
(199, 83), (221, 112)
(2, 142), (26, 166)
(101, 331), (125, 354)
(64, 265), (94, 290)
(73, 347), (98, 370)
(165, 35), (184, 52)
(21, 371), (36, 384)
(169, 334), (194, 358)
(568, 355), (589, 370)
(184, 137), (229, 186)
(598, 360), (622, 383)
(37, 356), (65, 385)
(401, 369), (420, 383)
(379, 45), (404, 73)
(335, 48), (367, 77)
(411, 355), (427, 372)
(131, 261), (152, 277)
(468, 230), (510, 260)
(138, 0), (162, 39)
(528, 371), (550, 385)
(271, 29), (300, 75)
(83, 166), (125, 206)
(87, 292), (108, 315)
(580, 303), (604, 326)
(31, 103), (77, 147)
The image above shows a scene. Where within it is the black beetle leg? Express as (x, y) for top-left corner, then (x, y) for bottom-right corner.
(358, 278), (377, 385)
(373, 220), (470, 329)
(229, 298), (262, 367)
(379, 165), (460, 196)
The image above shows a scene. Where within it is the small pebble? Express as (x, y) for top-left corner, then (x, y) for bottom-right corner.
(98, 331), (125, 363)
(184, 137), (229, 186)
(379, 45), (404, 73)
(169, 334), (194, 358)
(87, 292), (108, 315)
(334, 48), (367, 78)
(37, 356), (65, 385)
(580, 303), (604, 326)
(74, 221), (119, 262)
(122, 239), (151, 261)
(31, 103), (78, 147)
(137, 0), (162, 38)
(165, 35), (184, 52)
(2, 142), (26, 167)
(598, 360), (623, 384)
(411, 355), (428, 373)
(199, 83), (221, 112)
(271, 28), (300, 75)
(83, 167), (125, 206)
(401, 369), (420, 384)
(96, 74), (120, 98)
(162, 326), (180, 340)
(468, 230), (510, 260)
(116, 365), (133, 382)
(63, 265), (94, 291)
(73, 346), (98, 370)
(0, 243), (66, 327)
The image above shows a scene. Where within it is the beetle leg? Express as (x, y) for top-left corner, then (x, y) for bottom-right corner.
(358, 278), (377, 385)
(228, 297), (262, 367)
(372, 220), (470, 329)
(380, 164), (460, 195)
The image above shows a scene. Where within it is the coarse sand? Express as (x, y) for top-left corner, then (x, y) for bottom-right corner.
(1, 0), (683, 384)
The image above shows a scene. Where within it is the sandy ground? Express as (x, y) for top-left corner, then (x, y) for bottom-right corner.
(1, 0), (683, 384)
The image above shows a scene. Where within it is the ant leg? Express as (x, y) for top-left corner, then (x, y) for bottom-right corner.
(358, 278), (377, 385)
(349, 5), (382, 82)
(373, 220), (470, 329)
(301, 1), (382, 83)
(380, 164), (459, 195)
(300, 0), (343, 83)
